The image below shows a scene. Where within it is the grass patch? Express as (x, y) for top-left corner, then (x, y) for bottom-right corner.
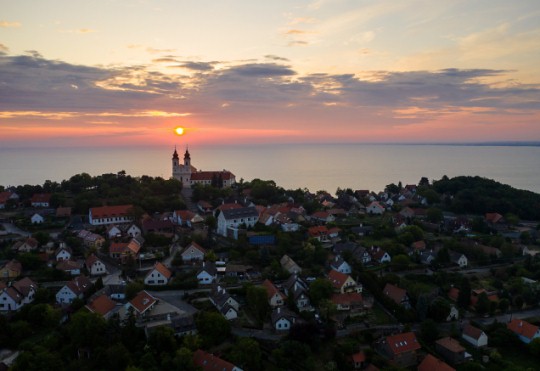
(369, 303), (396, 325)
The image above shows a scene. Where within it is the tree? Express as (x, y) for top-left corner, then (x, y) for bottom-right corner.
(125, 281), (144, 300)
(427, 207), (443, 223)
(147, 326), (177, 356)
(528, 338), (540, 359)
(195, 312), (231, 347)
(309, 278), (334, 307)
(228, 337), (262, 370)
(246, 285), (270, 326)
(428, 297), (451, 322)
(457, 278), (471, 308)
(67, 311), (107, 349)
(475, 292), (490, 315)
(498, 298), (510, 313)
(172, 347), (198, 371)
(420, 319), (439, 343)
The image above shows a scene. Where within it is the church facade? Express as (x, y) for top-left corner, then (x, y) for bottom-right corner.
(172, 148), (236, 189)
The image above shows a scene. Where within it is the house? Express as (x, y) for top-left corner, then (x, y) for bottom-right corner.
(283, 275), (311, 311)
(85, 294), (118, 319)
(56, 260), (82, 276)
(196, 262), (217, 284)
(462, 324), (488, 348)
(30, 213), (44, 224)
(168, 315), (197, 337)
(332, 292), (364, 312)
(435, 337), (468, 365)
(85, 254), (107, 276)
(330, 256), (352, 274)
(0, 190), (18, 209)
(141, 217), (175, 235)
(308, 226), (330, 242)
(88, 204), (134, 226)
(144, 262), (172, 286)
(56, 206), (72, 218)
(383, 283), (411, 309)
(12, 237), (39, 252)
(0, 259), (22, 279)
(420, 250), (436, 265)
(418, 354), (455, 371)
(367, 201), (385, 215)
(271, 306), (298, 332)
(193, 349), (243, 371)
(107, 225), (122, 239)
(379, 332), (421, 367)
(262, 279), (287, 307)
(77, 230), (105, 248)
(109, 239), (141, 262)
(0, 277), (38, 312)
(30, 193), (51, 207)
(127, 290), (157, 317)
(369, 246), (392, 263)
(55, 244), (72, 261)
(181, 241), (206, 262)
(311, 210), (335, 224)
(351, 351), (366, 370)
(449, 251), (468, 268)
(126, 224), (142, 238)
(507, 319), (540, 344)
(56, 275), (92, 304)
(197, 200), (213, 214)
(350, 224), (373, 236)
(485, 212), (504, 225)
(216, 206), (259, 238)
(280, 255), (302, 274)
(328, 269), (361, 294)
(210, 286), (240, 320)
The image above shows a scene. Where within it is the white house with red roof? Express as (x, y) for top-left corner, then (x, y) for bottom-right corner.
(181, 241), (206, 262)
(144, 262), (172, 286)
(328, 269), (361, 294)
(0, 190), (18, 209)
(262, 279), (287, 307)
(383, 283), (411, 309)
(172, 148), (236, 189)
(462, 324), (488, 348)
(85, 254), (107, 275)
(367, 201), (385, 215)
(55, 243), (72, 261)
(507, 319), (540, 344)
(379, 332), (421, 367)
(89, 204), (134, 226)
(109, 239), (141, 262)
(0, 277), (38, 312)
(86, 294), (118, 319)
(127, 290), (157, 317)
(30, 193), (51, 207)
(56, 275), (92, 304)
(193, 349), (243, 371)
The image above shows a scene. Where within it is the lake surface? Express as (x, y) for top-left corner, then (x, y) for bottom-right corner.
(1, 144), (539, 194)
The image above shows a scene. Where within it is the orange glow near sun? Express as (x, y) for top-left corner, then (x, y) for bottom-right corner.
(175, 127), (185, 136)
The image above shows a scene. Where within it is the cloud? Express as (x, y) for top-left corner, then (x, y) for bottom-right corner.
(288, 40), (309, 47)
(265, 55), (289, 62)
(0, 21), (21, 28)
(172, 61), (216, 71)
(152, 57), (179, 63)
(0, 43), (8, 54)
(1, 51), (539, 145)
(77, 28), (96, 34)
(284, 29), (309, 35)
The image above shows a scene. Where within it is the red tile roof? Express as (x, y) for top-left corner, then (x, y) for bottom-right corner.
(86, 295), (117, 317)
(193, 349), (238, 371)
(507, 319), (540, 340)
(262, 279), (285, 300)
(129, 290), (157, 314)
(31, 193), (51, 203)
(191, 171), (235, 181)
(383, 283), (407, 305)
(386, 332), (421, 356)
(328, 269), (352, 290)
(418, 354), (455, 371)
(448, 287), (459, 301)
(436, 337), (465, 353)
(331, 292), (363, 306)
(462, 324), (484, 340)
(152, 262), (172, 279)
(352, 351), (366, 363)
(0, 191), (13, 204)
(85, 253), (101, 267)
(90, 205), (133, 219)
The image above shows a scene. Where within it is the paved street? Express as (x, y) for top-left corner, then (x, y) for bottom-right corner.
(0, 222), (31, 237)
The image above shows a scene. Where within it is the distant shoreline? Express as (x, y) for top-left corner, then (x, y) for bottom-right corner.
(1, 141), (540, 150)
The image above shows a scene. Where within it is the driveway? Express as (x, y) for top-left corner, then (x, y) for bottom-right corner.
(0, 223), (31, 237)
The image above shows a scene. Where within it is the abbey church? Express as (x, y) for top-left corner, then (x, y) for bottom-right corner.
(172, 148), (236, 188)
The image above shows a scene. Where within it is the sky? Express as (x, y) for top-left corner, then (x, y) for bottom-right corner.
(1, 0), (540, 147)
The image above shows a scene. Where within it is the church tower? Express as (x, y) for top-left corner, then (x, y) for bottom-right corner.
(172, 146), (194, 187)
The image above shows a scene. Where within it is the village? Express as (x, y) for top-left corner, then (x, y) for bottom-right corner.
(1, 151), (540, 371)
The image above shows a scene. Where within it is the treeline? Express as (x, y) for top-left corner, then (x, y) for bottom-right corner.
(432, 175), (540, 220)
(5, 172), (185, 214)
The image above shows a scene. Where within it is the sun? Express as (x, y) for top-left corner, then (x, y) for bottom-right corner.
(175, 127), (185, 136)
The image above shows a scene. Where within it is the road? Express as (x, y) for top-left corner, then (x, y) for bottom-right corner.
(0, 222), (31, 237)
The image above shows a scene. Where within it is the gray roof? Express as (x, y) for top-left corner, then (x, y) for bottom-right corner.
(221, 206), (259, 220)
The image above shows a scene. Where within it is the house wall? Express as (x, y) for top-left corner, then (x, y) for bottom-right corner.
(56, 287), (77, 304)
(145, 271), (168, 285)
